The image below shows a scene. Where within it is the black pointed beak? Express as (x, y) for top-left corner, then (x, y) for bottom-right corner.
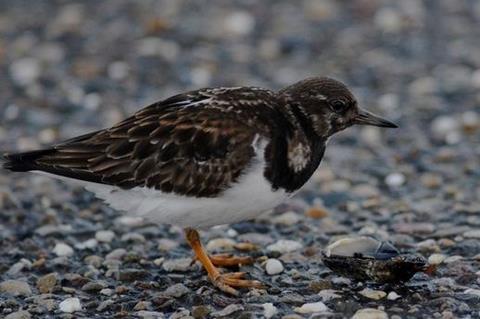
(354, 109), (398, 128)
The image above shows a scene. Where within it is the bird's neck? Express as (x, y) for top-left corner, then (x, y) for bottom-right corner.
(264, 100), (328, 193)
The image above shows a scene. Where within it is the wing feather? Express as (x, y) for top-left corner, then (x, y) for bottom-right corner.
(7, 87), (276, 197)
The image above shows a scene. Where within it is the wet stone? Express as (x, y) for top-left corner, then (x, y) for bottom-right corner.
(5, 311), (32, 319)
(81, 281), (106, 292)
(162, 258), (192, 272)
(36, 273), (57, 293)
(0, 280), (32, 296)
(191, 305), (212, 319)
(117, 269), (148, 282)
(59, 297), (82, 313)
(164, 283), (190, 298)
(211, 304), (244, 317)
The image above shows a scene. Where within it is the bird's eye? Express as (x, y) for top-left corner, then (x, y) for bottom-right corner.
(329, 99), (348, 112)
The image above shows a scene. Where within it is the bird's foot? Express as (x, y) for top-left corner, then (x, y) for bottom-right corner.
(210, 271), (265, 296)
(209, 253), (254, 267)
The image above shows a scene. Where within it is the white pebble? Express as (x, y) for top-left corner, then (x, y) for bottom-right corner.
(265, 258), (284, 275)
(95, 230), (115, 243)
(9, 58), (41, 85)
(318, 289), (342, 301)
(374, 7), (402, 33)
(84, 93), (101, 111)
(75, 239), (98, 250)
(385, 172), (406, 187)
(100, 288), (114, 296)
(464, 288), (480, 297)
(262, 303), (278, 319)
(428, 253), (446, 265)
(266, 239), (302, 253)
(431, 116), (459, 139)
(272, 211), (300, 225)
(443, 255), (463, 263)
(53, 243), (74, 257)
(59, 297), (82, 313)
(463, 229), (480, 239)
(387, 291), (401, 300)
(359, 288), (387, 300)
(206, 238), (236, 251)
(108, 61), (129, 80)
(294, 301), (328, 314)
(115, 216), (144, 227)
(224, 11), (255, 36)
(352, 308), (388, 319)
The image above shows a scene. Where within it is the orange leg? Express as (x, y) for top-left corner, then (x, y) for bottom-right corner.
(208, 253), (254, 267)
(184, 228), (264, 296)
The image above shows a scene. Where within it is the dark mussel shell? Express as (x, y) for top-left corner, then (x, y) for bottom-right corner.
(321, 237), (427, 283)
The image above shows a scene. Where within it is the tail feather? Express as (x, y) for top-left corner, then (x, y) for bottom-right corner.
(1, 149), (55, 172)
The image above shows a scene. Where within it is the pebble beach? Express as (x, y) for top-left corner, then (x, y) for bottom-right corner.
(0, 1), (480, 318)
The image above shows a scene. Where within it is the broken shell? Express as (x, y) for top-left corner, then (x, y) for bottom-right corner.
(322, 236), (427, 283)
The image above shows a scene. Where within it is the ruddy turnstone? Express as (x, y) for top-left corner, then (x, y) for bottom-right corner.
(2, 77), (397, 295)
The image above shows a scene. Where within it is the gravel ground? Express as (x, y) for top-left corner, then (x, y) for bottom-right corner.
(1, 1), (480, 318)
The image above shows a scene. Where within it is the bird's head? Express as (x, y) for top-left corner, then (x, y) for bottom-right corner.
(279, 77), (397, 138)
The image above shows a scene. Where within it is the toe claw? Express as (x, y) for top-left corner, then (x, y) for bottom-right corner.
(210, 272), (265, 294)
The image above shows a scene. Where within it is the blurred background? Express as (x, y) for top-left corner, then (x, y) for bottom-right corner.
(0, 1), (479, 318)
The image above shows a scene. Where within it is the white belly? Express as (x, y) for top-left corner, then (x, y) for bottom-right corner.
(84, 155), (288, 228)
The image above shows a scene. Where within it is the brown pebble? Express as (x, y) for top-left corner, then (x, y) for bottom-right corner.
(115, 285), (129, 294)
(309, 280), (332, 292)
(234, 242), (258, 251)
(305, 207), (329, 219)
(32, 258), (46, 268)
(37, 273), (57, 293)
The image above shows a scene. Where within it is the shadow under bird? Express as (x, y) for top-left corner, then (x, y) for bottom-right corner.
(1, 77), (397, 295)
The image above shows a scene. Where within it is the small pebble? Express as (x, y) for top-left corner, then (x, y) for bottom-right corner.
(164, 283), (190, 298)
(192, 305), (212, 318)
(0, 280), (32, 296)
(294, 301), (328, 314)
(265, 258), (284, 275)
(135, 311), (165, 319)
(75, 239), (98, 250)
(318, 289), (342, 301)
(206, 238), (236, 251)
(464, 288), (480, 297)
(7, 259), (32, 276)
(444, 255), (463, 263)
(133, 301), (151, 311)
(37, 273), (57, 293)
(266, 240), (303, 253)
(81, 281), (105, 292)
(5, 311), (31, 319)
(53, 243), (74, 257)
(157, 238), (179, 251)
(428, 253), (447, 265)
(162, 258), (192, 272)
(262, 303), (278, 319)
(272, 211), (300, 225)
(211, 304), (244, 317)
(385, 172), (406, 187)
(59, 297), (82, 313)
(387, 291), (401, 300)
(223, 11), (255, 36)
(100, 288), (114, 296)
(463, 230), (480, 239)
(105, 248), (127, 260)
(352, 308), (388, 319)
(95, 230), (115, 243)
(9, 57), (41, 85)
(305, 207), (329, 219)
(359, 288), (387, 300)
